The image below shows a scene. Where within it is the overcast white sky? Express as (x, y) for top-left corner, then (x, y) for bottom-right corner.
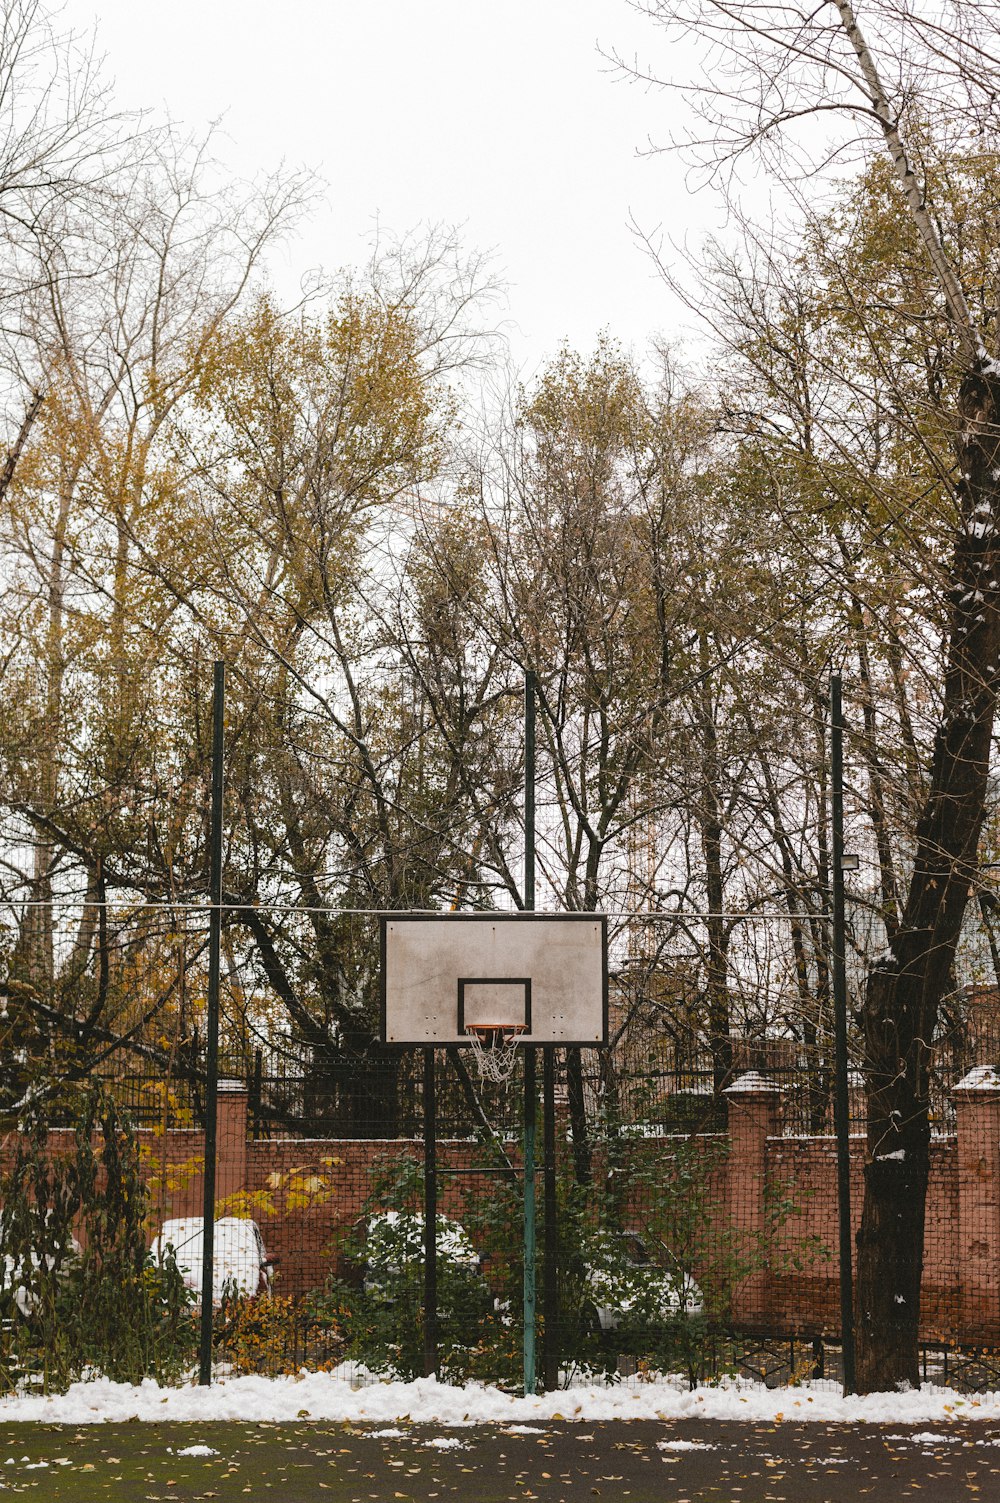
(65, 0), (723, 378)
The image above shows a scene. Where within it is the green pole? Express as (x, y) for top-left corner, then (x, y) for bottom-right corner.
(523, 1052), (537, 1395)
(523, 671), (537, 1396)
(423, 1046), (438, 1378)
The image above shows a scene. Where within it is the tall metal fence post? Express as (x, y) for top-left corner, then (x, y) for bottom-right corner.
(198, 659), (225, 1387)
(542, 1046), (558, 1392)
(831, 674), (857, 1395)
(523, 670), (537, 1396)
(423, 1045), (438, 1378)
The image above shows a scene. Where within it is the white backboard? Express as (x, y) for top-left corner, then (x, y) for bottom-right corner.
(380, 913), (608, 1047)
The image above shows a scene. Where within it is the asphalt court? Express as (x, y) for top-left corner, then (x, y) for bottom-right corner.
(1, 1418), (999, 1500)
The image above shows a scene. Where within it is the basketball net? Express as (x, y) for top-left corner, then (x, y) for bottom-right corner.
(465, 1024), (526, 1086)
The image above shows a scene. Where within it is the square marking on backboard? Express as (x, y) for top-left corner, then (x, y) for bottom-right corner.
(458, 979), (532, 1035)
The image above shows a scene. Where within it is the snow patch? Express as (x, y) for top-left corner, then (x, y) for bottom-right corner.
(955, 1067), (1000, 1093)
(658, 1438), (716, 1451)
(176, 1445), (219, 1457)
(0, 1373), (998, 1428)
(724, 1071), (782, 1096)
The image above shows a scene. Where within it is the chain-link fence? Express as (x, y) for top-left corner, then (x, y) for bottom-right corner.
(3, 899), (1000, 1392)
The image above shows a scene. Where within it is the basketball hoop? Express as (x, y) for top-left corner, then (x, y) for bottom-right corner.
(465, 1023), (527, 1085)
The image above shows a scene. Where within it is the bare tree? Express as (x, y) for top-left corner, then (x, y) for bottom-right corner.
(0, 1), (159, 414)
(0, 2), (132, 257)
(0, 113), (312, 1106)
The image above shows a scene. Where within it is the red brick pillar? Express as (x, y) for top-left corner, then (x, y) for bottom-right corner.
(954, 1066), (1000, 1338)
(724, 1071), (784, 1329)
(216, 1079), (249, 1208)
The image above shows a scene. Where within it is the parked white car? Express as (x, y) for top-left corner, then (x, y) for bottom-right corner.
(150, 1217), (277, 1304)
(585, 1231), (702, 1332)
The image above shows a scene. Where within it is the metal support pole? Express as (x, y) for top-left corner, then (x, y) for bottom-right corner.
(525, 670), (535, 906)
(523, 1048), (537, 1395)
(523, 670), (537, 1396)
(542, 1045), (558, 1392)
(424, 1045), (438, 1378)
(198, 659), (225, 1387)
(831, 674), (857, 1396)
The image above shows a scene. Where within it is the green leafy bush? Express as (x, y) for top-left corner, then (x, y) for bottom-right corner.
(325, 1159), (502, 1382)
(323, 1124), (823, 1390)
(0, 1086), (196, 1392)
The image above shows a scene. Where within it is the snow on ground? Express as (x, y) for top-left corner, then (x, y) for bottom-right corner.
(0, 1372), (999, 1428)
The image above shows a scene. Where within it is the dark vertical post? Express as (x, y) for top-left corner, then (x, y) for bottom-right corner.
(525, 669), (536, 905)
(523, 670), (537, 1395)
(542, 1046), (558, 1391)
(831, 674), (857, 1395)
(251, 1047), (263, 1142)
(423, 1045), (438, 1378)
(523, 1051), (537, 1395)
(198, 659), (225, 1387)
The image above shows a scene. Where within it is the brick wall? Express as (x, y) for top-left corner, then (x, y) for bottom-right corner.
(9, 1068), (1000, 1342)
(718, 1072), (980, 1341)
(244, 1137), (514, 1297)
(760, 1134), (962, 1339)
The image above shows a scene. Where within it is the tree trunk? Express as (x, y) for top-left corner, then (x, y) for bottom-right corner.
(696, 639), (731, 1095)
(855, 362), (1000, 1391)
(566, 1046), (592, 1184)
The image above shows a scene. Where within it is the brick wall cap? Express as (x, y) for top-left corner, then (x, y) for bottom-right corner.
(724, 1070), (784, 1098)
(954, 1065), (1000, 1094)
(217, 1078), (248, 1094)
